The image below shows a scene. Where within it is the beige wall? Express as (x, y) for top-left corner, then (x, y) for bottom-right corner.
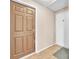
(13, 0), (55, 52)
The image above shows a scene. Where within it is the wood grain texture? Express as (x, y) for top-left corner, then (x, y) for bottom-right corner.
(11, 1), (35, 59)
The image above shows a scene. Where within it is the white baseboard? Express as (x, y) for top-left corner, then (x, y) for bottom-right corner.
(56, 43), (64, 47)
(20, 52), (36, 59)
(20, 43), (55, 59)
(56, 43), (69, 49)
(19, 43), (56, 59)
(36, 43), (55, 53)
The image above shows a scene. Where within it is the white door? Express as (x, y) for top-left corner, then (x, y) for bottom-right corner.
(56, 12), (64, 47)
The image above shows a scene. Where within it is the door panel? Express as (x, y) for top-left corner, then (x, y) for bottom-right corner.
(27, 34), (34, 50)
(27, 7), (34, 14)
(15, 5), (24, 12)
(15, 37), (24, 54)
(27, 16), (33, 30)
(11, 1), (35, 59)
(15, 14), (23, 31)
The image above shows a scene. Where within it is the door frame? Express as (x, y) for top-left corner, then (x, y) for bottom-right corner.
(10, 1), (36, 59)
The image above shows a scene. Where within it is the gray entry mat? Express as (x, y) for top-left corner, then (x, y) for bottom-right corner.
(54, 47), (69, 59)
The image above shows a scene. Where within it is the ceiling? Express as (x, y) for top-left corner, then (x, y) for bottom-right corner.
(32, 0), (69, 11)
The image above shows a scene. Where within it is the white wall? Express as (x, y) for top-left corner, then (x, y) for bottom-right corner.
(13, 0), (55, 53)
(56, 8), (69, 48)
(64, 9), (69, 48)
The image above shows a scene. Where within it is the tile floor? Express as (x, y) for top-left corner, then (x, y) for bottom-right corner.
(54, 47), (69, 59)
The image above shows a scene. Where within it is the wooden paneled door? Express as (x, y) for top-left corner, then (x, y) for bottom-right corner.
(11, 1), (35, 59)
